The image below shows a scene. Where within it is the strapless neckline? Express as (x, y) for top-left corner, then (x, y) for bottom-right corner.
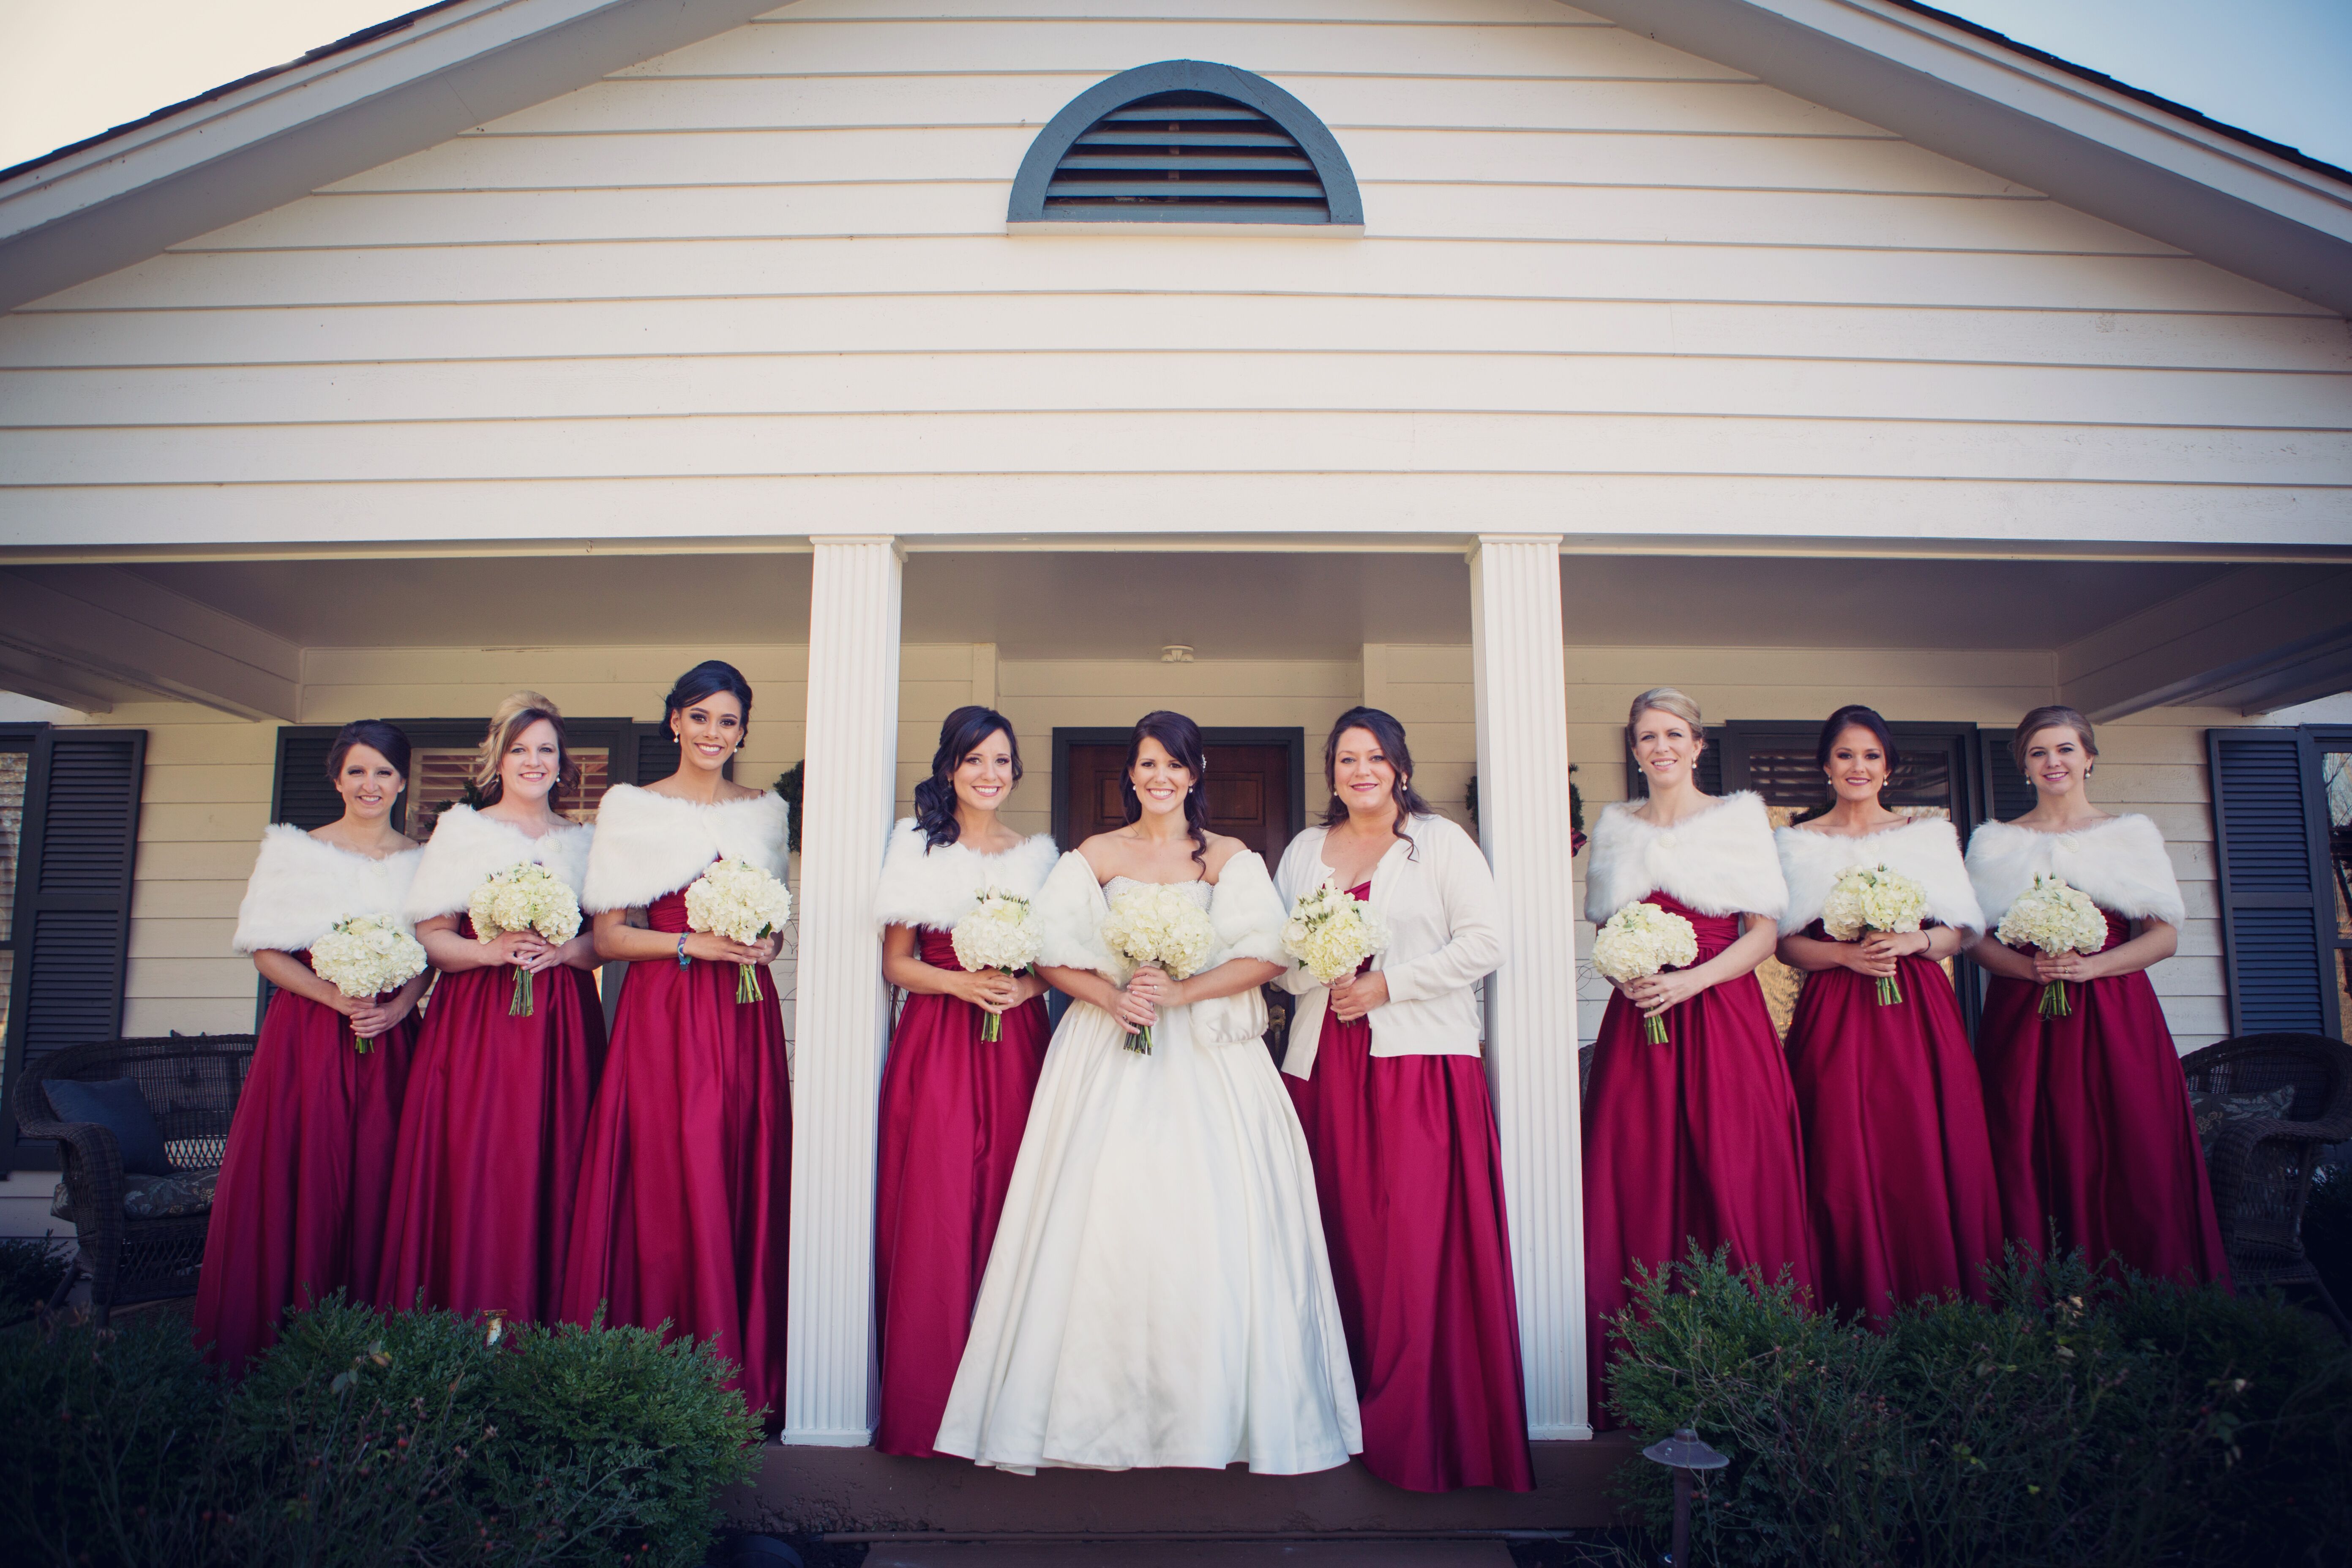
(1103, 875), (1213, 908)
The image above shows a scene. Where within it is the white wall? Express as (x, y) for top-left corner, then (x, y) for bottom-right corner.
(4, 0), (2346, 551)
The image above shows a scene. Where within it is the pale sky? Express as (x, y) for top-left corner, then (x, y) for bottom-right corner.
(0, 0), (2347, 175)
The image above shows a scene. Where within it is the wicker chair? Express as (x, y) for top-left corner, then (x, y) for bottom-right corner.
(2182, 1032), (2352, 1329)
(12, 1033), (257, 1323)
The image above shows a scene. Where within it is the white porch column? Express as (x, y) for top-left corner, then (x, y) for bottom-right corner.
(1468, 534), (1590, 1440)
(785, 536), (903, 1445)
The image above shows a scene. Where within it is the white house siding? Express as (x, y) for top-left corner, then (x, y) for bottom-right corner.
(4, 0), (2349, 550)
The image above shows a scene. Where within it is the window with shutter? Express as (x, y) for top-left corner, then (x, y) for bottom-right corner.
(1, 726), (145, 1173)
(2209, 727), (2340, 1039)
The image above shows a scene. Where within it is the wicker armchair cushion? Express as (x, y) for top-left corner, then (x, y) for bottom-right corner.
(52, 1166), (219, 1223)
(2191, 1085), (2298, 1156)
(45, 1077), (172, 1175)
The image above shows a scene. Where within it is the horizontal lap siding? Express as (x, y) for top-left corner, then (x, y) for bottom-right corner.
(1, 3), (2345, 548)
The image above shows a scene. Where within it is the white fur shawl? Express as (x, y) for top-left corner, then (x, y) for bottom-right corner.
(404, 805), (595, 923)
(1776, 817), (1985, 937)
(872, 818), (1059, 931)
(1585, 791), (1788, 925)
(1966, 814), (2184, 927)
(1028, 848), (1289, 981)
(232, 824), (422, 954)
(580, 783), (789, 914)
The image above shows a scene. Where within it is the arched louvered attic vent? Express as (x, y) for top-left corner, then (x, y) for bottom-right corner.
(1009, 60), (1362, 230)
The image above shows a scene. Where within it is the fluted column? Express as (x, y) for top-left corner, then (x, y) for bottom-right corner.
(784, 536), (903, 1445)
(1469, 534), (1589, 1440)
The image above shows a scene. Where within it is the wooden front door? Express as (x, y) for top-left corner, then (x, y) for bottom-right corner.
(1056, 732), (1302, 863)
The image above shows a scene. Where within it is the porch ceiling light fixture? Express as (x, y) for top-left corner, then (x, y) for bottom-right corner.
(1160, 645), (1196, 663)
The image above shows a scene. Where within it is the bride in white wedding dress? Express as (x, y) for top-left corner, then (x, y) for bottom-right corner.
(933, 711), (1362, 1475)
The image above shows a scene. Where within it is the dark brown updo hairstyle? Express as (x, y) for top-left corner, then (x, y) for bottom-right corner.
(664, 659), (755, 737)
(473, 691), (580, 807)
(1318, 706), (1437, 857)
(2011, 704), (2097, 775)
(915, 705), (1023, 849)
(1816, 704), (1900, 778)
(325, 719), (412, 788)
(1121, 709), (1212, 869)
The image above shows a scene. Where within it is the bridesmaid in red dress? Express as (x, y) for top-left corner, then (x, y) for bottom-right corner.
(1775, 704), (2001, 1323)
(1966, 705), (2230, 1287)
(1582, 687), (1812, 1428)
(872, 706), (1058, 1456)
(197, 721), (427, 1371)
(380, 693), (603, 1324)
(561, 660), (792, 1426)
(1274, 708), (1533, 1493)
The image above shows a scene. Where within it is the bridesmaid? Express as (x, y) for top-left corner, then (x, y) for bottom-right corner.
(1774, 705), (2001, 1323)
(872, 707), (1058, 1456)
(561, 660), (792, 1426)
(1581, 687), (1811, 1427)
(1966, 705), (2230, 1287)
(1274, 708), (1532, 1494)
(380, 693), (603, 1324)
(197, 721), (426, 1371)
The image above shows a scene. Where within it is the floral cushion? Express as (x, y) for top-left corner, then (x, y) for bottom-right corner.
(2190, 1086), (2297, 1156)
(51, 1166), (220, 1222)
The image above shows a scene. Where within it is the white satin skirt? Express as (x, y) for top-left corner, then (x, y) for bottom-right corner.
(933, 993), (1363, 1475)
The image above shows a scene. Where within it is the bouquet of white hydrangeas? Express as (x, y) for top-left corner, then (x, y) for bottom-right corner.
(308, 914), (428, 1052)
(1995, 873), (2109, 1018)
(952, 888), (1042, 1042)
(1099, 883), (1217, 1055)
(1282, 885), (1389, 986)
(685, 857), (793, 1004)
(1820, 863), (1930, 1006)
(469, 861), (584, 1017)
(1592, 901), (1700, 1044)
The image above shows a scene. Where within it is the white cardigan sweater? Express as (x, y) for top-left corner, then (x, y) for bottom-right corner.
(1272, 814), (1503, 1080)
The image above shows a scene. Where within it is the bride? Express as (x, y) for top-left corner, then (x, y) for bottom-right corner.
(934, 711), (1362, 1475)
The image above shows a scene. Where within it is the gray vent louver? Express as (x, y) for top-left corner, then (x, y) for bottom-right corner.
(1042, 90), (1332, 222)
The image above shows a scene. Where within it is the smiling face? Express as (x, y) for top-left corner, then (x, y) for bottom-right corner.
(499, 718), (562, 806)
(334, 744), (405, 824)
(1332, 725), (1401, 822)
(1631, 707), (1704, 792)
(2022, 724), (2094, 801)
(1823, 724), (1891, 805)
(952, 728), (1017, 816)
(672, 690), (745, 774)
(1128, 735), (1195, 821)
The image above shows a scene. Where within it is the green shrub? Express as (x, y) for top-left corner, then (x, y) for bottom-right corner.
(1604, 1246), (2352, 1568)
(0, 1233), (71, 1323)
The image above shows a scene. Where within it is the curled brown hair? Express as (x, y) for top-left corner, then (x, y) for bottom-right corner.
(473, 690), (580, 807)
(1318, 707), (1436, 858)
(2011, 704), (2097, 773)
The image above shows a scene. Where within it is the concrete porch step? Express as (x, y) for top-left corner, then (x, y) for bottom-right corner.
(862, 1543), (1516, 1568)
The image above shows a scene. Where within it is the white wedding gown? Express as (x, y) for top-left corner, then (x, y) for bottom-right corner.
(933, 864), (1363, 1475)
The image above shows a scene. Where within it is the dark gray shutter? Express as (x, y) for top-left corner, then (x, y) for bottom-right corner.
(2208, 728), (2335, 1038)
(272, 725), (347, 829)
(1979, 728), (2038, 824)
(635, 726), (681, 785)
(2, 728), (145, 1170)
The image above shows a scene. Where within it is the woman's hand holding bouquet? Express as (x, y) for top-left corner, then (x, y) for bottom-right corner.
(685, 858), (793, 1003)
(1592, 901), (1700, 1044)
(1820, 863), (1929, 1005)
(1099, 884), (1216, 1055)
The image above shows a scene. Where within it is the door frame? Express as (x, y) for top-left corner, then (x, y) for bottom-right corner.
(1051, 727), (1307, 852)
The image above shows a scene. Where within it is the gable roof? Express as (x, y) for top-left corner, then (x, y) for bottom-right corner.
(3, 0), (2349, 317)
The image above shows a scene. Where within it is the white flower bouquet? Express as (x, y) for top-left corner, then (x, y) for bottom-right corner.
(1591, 901), (1700, 1044)
(1820, 863), (1929, 1006)
(952, 888), (1042, 1042)
(1099, 883), (1217, 1055)
(469, 862), (584, 1017)
(685, 857), (793, 1004)
(1995, 873), (2109, 1018)
(308, 914), (428, 1052)
(1282, 885), (1389, 986)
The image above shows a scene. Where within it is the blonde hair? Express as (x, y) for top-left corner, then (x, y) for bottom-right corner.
(474, 690), (579, 805)
(2011, 704), (2097, 773)
(1626, 686), (1705, 750)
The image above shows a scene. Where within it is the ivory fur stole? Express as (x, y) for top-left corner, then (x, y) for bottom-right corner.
(1965, 814), (2184, 927)
(404, 804), (594, 923)
(1584, 791), (1789, 926)
(580, 783), (789, 915)
(1027, 848), (1289, 982)
(872, 818), (1059, 931)
(1775, 817), (1985, 937)
(232, 824), (422, 954)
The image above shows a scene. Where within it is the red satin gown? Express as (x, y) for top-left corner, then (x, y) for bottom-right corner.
(1582, 895), (1815, 1429)
(873, 928), (1050, 1456)
(1285, 884), (1533, 1493)
(196, 970), (416, 1372)
(559, 888), (792, 1427)
(379, 918), (605, 1324)
(1978, 908), (2230, 1287)
(1784, 924), (2002, 1323)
